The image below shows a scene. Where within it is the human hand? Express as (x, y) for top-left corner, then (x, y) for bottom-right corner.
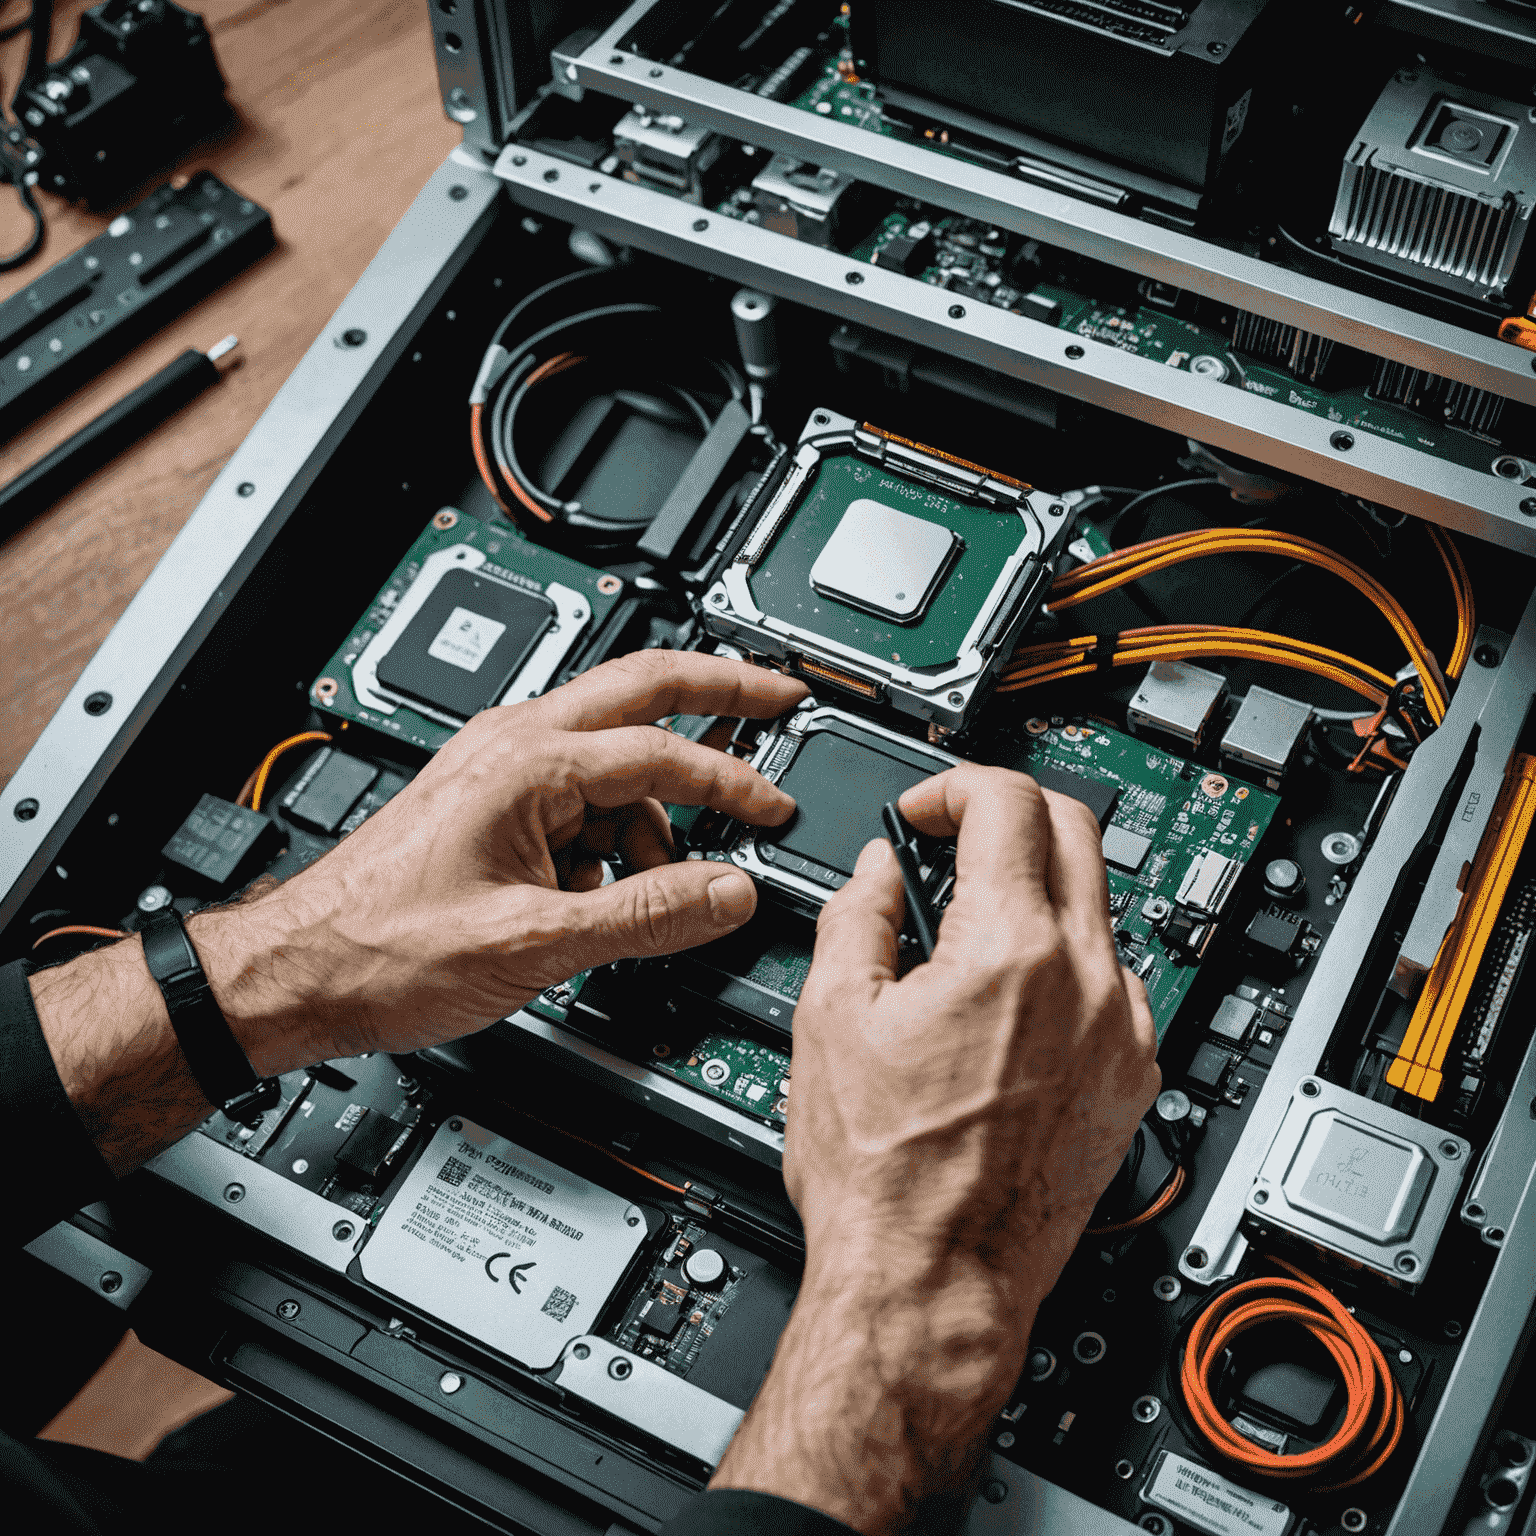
(193, 651), (808, 1071)
(712, 764), (1158, 1532)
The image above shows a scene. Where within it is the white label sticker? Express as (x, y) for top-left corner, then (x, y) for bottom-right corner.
(360, 1118), (646, 1369)
(427, 606), (506, 673)
(1143, 1451), (1290, 1536)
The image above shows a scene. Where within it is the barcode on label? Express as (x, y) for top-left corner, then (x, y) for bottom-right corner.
(542, 1286), (578, 1322)
(437, 1156), (472, 1187)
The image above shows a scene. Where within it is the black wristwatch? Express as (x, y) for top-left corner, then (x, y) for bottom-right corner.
(140, 908), (281, 1128)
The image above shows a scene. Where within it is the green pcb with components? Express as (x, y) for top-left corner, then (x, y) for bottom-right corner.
(310, 512), (621, 753)
(657, 1032), (791, 1128)
(1008, 720), (1281, 1040)
(751, 453), (1031, 665)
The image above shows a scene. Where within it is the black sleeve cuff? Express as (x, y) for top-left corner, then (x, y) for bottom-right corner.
(1, 960), (117, 1244)
(661, 1489), (859, 1536)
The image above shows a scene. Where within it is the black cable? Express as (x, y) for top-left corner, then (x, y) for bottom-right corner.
(0, 172), (41, 269)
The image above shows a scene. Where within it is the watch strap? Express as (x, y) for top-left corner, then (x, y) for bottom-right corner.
(140, 909), (279, 1127)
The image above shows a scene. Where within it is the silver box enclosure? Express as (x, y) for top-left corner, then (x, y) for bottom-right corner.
(700, 408), (1073, 733)
(1248, 1075), (1470, 1287)
(1220, 685), (1313, 784)
(750, 152), (860, 246)
(612, 105), (721, 200)
(1329, 68), (1536, 303)
(1127, 660), (1228, 748)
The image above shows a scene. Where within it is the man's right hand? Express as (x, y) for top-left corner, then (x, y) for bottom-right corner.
(712, 764), (1159, 1533)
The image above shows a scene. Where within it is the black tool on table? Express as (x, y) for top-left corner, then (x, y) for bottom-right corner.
(881, 800), (940, 960)
(0, 334), (239, 536)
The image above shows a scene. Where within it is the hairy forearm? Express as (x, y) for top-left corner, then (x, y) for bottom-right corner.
(712, 1250), (1031, 1533)
(28, 903), (319, 1177)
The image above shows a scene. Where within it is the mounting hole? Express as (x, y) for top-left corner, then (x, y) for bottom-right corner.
(1065, 343), (1085, 359)
(1253, 1188), (1269, 1204)
(1445, 1319), (1464, 1339)
(1465, 1202), (1486, 1222)
(948, 303), (966, 319)
(609, 53), (624, 64)
(1114, 1459), (1135, 1480)
(1072, 1331), (1107, 1364)
(608, 1357), (633, 1379)
(1520, 497), (1536, 517)
(449, 183), (468, 201)
(237, 481), (255, 496)
(543, 168), (560, 182)
(1486, 1226), (1506, 1244)
(442, 31), (462, 51)
(1341, 1510), (1367, 1533)
(693, 217), (709, 232)
(845, 270), (864, 285)
(596, 573), (623, 595)
(1394, 1252), (1418, 1274)
(340, 328), (367, 347)
(437, 0), (456, 12)
(313, 677), (339, 703)
(1300, 1078), (1321, 1097)
(433, 508), (459, 530)
(13, 798), (39, 822)
(1487, 1478), (1521, 1511)
(1331, 430), (1355, 451)
(813, 411), (830, 425)
(83, 691), (112, 716)
(1185, 1247), (1208, 1269)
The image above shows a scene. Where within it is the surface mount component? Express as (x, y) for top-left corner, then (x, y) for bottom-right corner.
(750, 153), (863, 246)
(701, 410), (1071, 732)
(612, 106), (722, 202)
(1247, 1076), (1470, 1287)
(161, 794), (275, 889)
(1128, 660), (1227, 749)
(696, 703), (959, 918)
(1221, 686), (1312, 787)
(312, 511), (623, 752)
(1329, 69), (1536, 303)
(278, 748), (379, 835)
(360, 1117), (648, 1370)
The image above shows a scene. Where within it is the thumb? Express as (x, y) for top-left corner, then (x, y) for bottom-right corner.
(550, 860), (759, 971)
(805, 838), (904, 1002)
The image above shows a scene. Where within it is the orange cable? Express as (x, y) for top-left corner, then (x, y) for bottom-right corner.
(470, 401), (516, 521)
(244, 731), (333, 812)
(32, 925), (128, 950)
(1086, 1163), (1186, 1235)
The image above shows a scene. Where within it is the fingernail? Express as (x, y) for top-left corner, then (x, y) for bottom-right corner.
(708, 872), (755, 925)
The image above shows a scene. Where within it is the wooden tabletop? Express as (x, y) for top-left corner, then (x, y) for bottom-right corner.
(0, 0), (461, 791)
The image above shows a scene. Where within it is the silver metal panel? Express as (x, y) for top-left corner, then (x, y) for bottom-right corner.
(0, 151), (501, 928)
(493, 146), (1536, 549)
(1462, 1014), (1536, 1246)
(1385, 1154), (1536, 1536)
(146, 1130), (368, 1272)
(553, 1336), (743, 1467)
(24, 1220), (152, 1310)
(568, 5), (1536, 406)
(1180, 625), (1512, 1285)
(496, 1009), (786, 1168)
(964, 1454), (1143, 1534)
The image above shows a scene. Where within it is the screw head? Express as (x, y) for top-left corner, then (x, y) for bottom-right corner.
(276, 1299), (301, 1320)
(1395, 1251), (1418, 1274)
(948, 303), (966, 319)
(1186, 1246), (1208, 1269)
(340, 327), (367, 347)
(813, 411), (831, 424)
(1254, 1188), (1269, 1204)
(1300, 1078), (1321, 1097)
(1065, 343), (1085, 359)
(608, 1357), (633, 1380)
(137, 885), (173, 913)
(649, 66), (663, 77)
(1331, 430), (1355, 451)
(845, 270), (864, 285)
(1440, 1139), (1461, 1160)
(981, 1479), (1008, 1505)
(439, 1371), (463, 1394)
(449, 184), (468, 201)
(996, 1429), (1015, 1448)
(1132, 1394), (1161, 1423)
(1521, 497), (1536, 517)
(223, 1182), (245, 1203)
(1115, 1459), (1136, 1480)
(333, 1221), (354, 1242)
(1474, 644), (1502, 667)
(693, 217), (708, 232)
(13, 798), (38, 821)
(449, 1118), (463, 1131)
(572, 1342), (590, 1359)
(237, 481), (255, 497)
(99, 1271), (122, 1294)
(1207, 39), (1226, 54)
(947, 690), (965, 706)
(83, 691), (112, 716)
(1153, 1275), (1182, 1301)
(511, 154), (527, 166)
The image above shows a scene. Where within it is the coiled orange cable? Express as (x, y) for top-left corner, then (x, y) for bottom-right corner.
(1180, 1258), (1405, 1490)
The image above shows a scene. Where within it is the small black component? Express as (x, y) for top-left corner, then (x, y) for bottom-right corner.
(1027, 762), (1119, 830)
(376, 568), (556, 721)
(639, 1281), (689, 1338)
(280, 748), (380, 835)
(1262, 858), (1306, 903)
(1209, 996), (1258, 1045)
(1246, 907), (1308, 971)
(1014, 291), (1062, 327)
(335, 1109), (407, 1188)
(161, 794), (275, 888)
(871, 229), (935, 276)
(1186, 1042), (1236, 1097)
(1239, 1360), (1340, 1434)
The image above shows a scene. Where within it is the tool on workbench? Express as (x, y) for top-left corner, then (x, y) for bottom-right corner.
(0, 334), (240, 537)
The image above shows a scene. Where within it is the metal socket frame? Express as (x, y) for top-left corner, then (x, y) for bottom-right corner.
(715, 702), (961, 917)
(1247, 1076), (1470, 1286)
(699, 409), (1070, 731)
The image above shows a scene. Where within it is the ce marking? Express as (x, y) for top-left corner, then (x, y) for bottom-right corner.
(484, 1252), (537, 1293)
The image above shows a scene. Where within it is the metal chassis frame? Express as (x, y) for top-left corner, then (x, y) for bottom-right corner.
(494, 144), (1536, 549)
(558, 2), (1536, 408)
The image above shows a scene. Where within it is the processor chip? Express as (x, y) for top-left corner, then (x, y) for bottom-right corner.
(360, 1118), (647, 1370)
(1102, 824), (1153, 872)
(808, 498), (961, 622)
(375, 568), (556, 721)
(1280, 1109), (1434, 1244)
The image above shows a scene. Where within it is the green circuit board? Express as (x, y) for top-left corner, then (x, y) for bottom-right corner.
(750, 451), (1033, 665)
(654, 1031), (791, 1128)
(1004, 718), (1281, 1039)
(311, 512), (622, 753)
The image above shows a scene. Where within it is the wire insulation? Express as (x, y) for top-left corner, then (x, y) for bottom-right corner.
(242, 731), (333, 812)
(32, 924), (126, 949)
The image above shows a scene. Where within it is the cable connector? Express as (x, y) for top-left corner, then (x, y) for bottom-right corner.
(682, 1180), (720, 1218)
(468, 343), (512, 407)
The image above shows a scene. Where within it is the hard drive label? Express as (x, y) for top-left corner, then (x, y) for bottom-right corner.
(360, 1117), (646, 1369)
(1142, 1451), (1290, 1536)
